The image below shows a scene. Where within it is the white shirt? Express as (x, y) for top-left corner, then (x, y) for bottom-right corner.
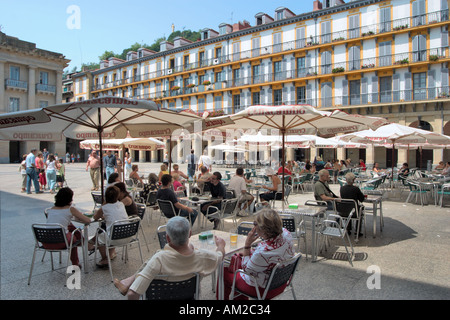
(46, 208), (73, 233)
(46, 160), (57, 171)
(101, 201), (128, 233)
(198, 155), (212, 170)
(228, 175), (247, 197)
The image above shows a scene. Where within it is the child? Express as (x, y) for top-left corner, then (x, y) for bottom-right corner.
(56, 158), (65, 189)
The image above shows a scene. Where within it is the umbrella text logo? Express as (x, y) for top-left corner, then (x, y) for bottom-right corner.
(66, 5), (81, 30)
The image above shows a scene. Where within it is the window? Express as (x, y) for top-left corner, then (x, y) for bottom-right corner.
(412, 34), (427, 62)
(199, 51), (206, 67)
(273, 61), (282, 81)
(252, 91), (260, 105)
(380, 7), (391, 33)
(273, 89), (283, 105)
(276, 11), (283, 21)
(348, 46), (361, 71)
(321, 21), (331, 44)
(412, 0), (426, 27)
(380, 76), (392, 103)
(297, 86), (306, 104)
(215, 71), (223, 83)
(297, 57), (306, 77)
(214, 95), (222, 110)
(349, 15), (360, 39)
(39, 101), (48, 108)
(233, 69), (240, 87)
(169, 58), (175, 70)
(321, 51), (332, 74)
(321, 82), (332, 107)
(198, 98), (205, 113)
(184, 55), (190, 69)
(296, 27), (306, 48)
(215, 47), (222, 58)
(379, 41), (392, 67)
(349, 80), (361, 105)
(252, 38), (261, 57)
(9, 98), (19, 112)
(413, 72), (427, 100)
(10, 66), (20, 80)
(252, 65), (261, 84)
(233, 94), (240, 112)
(273, 33), (282, 53)
(232, 42), (240, 62)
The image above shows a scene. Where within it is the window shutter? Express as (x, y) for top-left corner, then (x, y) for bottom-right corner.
(428, 70), (436, 99)
(306, 84), (313, 106)
(404, 73), (412, 101)
(296, 27), (305, 48)
(361, 78), (368, 104)
(393, 74), (400, 102)
(441, 28), (449, 47)
(442, 68), (449, 94)
(371, 76), (378, 103)
(342, 79), (348, 106)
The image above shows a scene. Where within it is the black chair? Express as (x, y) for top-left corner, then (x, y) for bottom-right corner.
(236, 221), (254, 236)
(28, 223), (84, 285)
(230, 253), (302, 300)
(144, 273), (200, 300)
(145, 191), (159, 224)
(334, 198), (366, 242)
(280, 213), (308, 260)
(157, 225), (167, 250)
(133, 203), (150, 252)
(91, 191), (103, 210)
(156, 199), (181, 225)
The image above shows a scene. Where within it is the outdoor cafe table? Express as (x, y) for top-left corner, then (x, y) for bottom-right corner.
(276, 206), (326, 262)
(190, 230), (249, 300)
(72, 215), (98, 273)
(362, 195), (383, 237)
(179, 196), (213, 231)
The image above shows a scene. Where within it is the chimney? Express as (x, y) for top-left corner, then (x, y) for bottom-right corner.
(313, 0), (323, 11)
(233, 20), (251, 32)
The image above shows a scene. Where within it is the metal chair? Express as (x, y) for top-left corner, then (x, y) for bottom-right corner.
(156, 199), (180, 225)
(93, 216), (143, 282)
(436, 183), (450, 207)
(146, 191), (159, 224)
(229, 252), (302, 300)
(225, 189), (236, 199)
(204, 198), (239, 230)
(144, 273), (200, 300)
(279, 213), (308, 260)
(28, 223), (84, 285)
(271, 184), (292, 208)
(91, 191), (103, 210)
(405, 180), (429, 206)
(319, 209), (355, 267)
(334, 199), (366, 242)
(133, 203), (150, 252)
(236, 221), (254, 236)
(156, 225), (167, 249)
(292, 174), (307, 193)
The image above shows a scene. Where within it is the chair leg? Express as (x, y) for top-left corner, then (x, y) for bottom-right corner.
(28, 247), (38, 285)
(140, 226), (150, 252)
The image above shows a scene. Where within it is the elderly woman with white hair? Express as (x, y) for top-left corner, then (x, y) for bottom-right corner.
(259, 167), (282, 206)
(338, 172), (365, 236)
(113, 216), (225, 299)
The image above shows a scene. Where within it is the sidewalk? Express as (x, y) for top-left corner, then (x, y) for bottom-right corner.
(1, 163), (449, 300)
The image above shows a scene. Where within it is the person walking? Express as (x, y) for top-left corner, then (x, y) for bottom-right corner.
(186, 149), (198, 179)
(124, 152), (132, 179)
(25, 149), (41, 194)
(86, 151), (101, 191)
(104, 150), (117, 183)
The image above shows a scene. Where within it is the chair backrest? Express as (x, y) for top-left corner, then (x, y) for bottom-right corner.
(145, 273), (199, 300)
(157, 225), (167, 249)
(125, 179), (134, 187)
(335, 199), (359, 218)
(285, 185), (292, 198)
(265, 253), (302, 295)
(92, 192), (103, 205)
(32, 223), (67, 246)
(225, 189), (236, 199)
(222, 199), (238, 215)
(304, 200), (328, 207)
(157, 199), (179, 218)
(109, 217), (141, 241)
(279, 214), (296, 233)
(147, 191), (158, 206)
(136, 203), (146, 220)
(236, 221), (254, 235)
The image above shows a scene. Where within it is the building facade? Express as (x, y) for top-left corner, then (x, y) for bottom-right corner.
(0, 31), (70, 163)
(73, 0), (450, 168)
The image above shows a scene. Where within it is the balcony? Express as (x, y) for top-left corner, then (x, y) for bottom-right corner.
(5, 79), (28, 92)
(90, 9), (449, 94)
(36, 83), (56, 94)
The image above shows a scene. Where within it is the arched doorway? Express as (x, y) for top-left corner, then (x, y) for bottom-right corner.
(409, 120), (433, 169)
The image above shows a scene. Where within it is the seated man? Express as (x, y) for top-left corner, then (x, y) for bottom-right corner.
(314, 169), (340, 210)
(201, 172), (226, 229)
(195, 166), (212, 194)
(338, 172), (365, 236)
(228, 167), (254, 215)
(114, 216), (225, 299)
(157, 174), (198, 226)
(171, 163), (188, 180)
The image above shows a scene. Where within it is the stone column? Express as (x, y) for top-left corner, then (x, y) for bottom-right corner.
(28, 66), (36, 109)
(0, 60), (5, 113)
(151, 150), (158, 163)
(365, 145), (375, 168)
(55, 71), (63, 103)
(139, 150), (145, 163)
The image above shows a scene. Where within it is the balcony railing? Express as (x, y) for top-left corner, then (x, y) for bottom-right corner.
(5, 79), (28, 91)
(36, 83), (56, 94)
(91, 9), (449, 92)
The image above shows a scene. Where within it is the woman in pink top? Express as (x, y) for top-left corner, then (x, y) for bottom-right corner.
(221, 208), (295, 300)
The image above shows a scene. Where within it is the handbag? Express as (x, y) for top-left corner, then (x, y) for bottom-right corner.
(228, 253), (243, 273)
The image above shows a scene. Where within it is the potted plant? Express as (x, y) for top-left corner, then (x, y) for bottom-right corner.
(186, 83), (195, 88)
(332, 67), (345, 73)
(170, 86), (180, 91)
(202, 80), (211, 86)
(429, 55), (439, 62)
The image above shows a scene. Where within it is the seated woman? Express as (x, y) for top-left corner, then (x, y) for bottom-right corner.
(158, 164), (169, 183)
(172, 172), (185, 192)
(93, 186), (130, 268)
(435, 161), (445, 171)
(114, 182), (138, 217)
(139, 173), (158, 204)
(372, 162), (385, 176)
(44, 188), (91, 268)
(399, 163), (410, 177)
(221, 208), (294, 300)
(259, 168), (282, 207)
(359, 159), (366, 171)
(129, 165), (144, 187)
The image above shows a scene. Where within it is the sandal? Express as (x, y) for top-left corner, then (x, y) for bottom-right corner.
(114, 279), (129, 296)
(96, 259), (109, 268)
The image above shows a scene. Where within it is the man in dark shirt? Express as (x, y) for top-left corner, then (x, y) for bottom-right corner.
(338, 172), (365, 235)
(104, 150), (117, 182)
(157, 174), (197, 226)
(201, 172), (226, 229)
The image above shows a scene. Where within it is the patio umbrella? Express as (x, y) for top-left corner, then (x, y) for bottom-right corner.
(0, 97), (201, 195)
(208, 105), (390, 203)
(337, 123), (450, 172)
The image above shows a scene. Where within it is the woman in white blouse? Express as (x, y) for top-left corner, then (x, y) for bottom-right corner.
(221, 208), (295, 300)
(46, 154), (58, 194)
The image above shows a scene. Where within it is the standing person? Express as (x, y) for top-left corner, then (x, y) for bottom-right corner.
(198, 149), (212, 173)
(65, 152), (70, 164)
(115, 153), (123, 181)
(42, 148), (49, 162)
(104, 150), (117, 183)
(71, 153), (75, 164)
(19, 154), (27, 193)
(46, 154), (58, 194)
(25, 149), (41, 194)
(35, 152), (46, 192)
(86, 151), (101, 191)
(76, 153), (80, 163)
(124, 152), (132, 179)
(186, 149), (198, 179)
(56, 159), (65, 189)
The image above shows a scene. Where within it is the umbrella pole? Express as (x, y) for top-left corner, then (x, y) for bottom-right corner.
(98, 109), (104, 203)
(281, 124), (286, 211)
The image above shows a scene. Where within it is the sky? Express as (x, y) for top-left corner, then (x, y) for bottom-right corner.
(0, 0), (315, 72)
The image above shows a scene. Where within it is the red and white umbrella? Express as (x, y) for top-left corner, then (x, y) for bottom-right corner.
(80, 137), (165, 151)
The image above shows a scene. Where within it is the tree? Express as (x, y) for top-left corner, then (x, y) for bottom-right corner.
(99, 50), (116, 61)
